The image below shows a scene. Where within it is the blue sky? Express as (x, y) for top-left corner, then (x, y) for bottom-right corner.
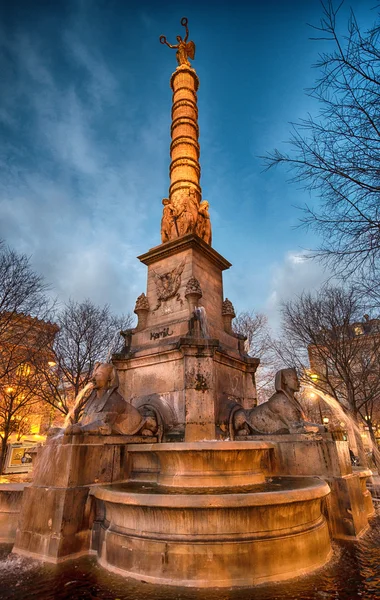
(0, 0), (375, 328)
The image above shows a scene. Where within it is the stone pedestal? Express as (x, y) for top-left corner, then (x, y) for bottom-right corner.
(115, 235), (259, 443)
(115, 336), (258, 443)
(135, 234), (233, 345)
(12, 435), (154, 562)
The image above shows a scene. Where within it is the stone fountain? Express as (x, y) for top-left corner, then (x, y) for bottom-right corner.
(0, 16), (374, 589)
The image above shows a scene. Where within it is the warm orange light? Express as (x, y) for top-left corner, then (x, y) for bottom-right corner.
(6, 386), (14, 393)
(309, 392), (316, 399)
(310, 374), (318, 381)
(48, 361), (57, 367)
(17, 363), (31, 377)
(322, 417), (329, 424)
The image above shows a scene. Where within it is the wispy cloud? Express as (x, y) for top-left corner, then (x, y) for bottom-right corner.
(0, 9), (168, 314)
(265, 251), (330, 331)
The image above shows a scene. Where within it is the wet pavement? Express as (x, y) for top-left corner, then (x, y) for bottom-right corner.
(0, 509), (380, 600)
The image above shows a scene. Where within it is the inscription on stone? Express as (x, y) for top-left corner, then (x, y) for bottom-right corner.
(150, 327), (173, 340)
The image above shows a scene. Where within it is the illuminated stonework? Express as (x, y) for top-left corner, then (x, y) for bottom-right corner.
(160, 19), (212, 246)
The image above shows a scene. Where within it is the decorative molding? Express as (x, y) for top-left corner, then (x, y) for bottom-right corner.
(185, 276), (202, 298)
(222, 298), (236, 317)
(152, 259), (185, 311)
(138, 234), (231, 271)
(134, 293), (150, 312)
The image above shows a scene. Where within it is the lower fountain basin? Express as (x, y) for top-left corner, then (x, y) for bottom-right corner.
(92, 475), (332, 587)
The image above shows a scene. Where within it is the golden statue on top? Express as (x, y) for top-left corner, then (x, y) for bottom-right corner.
(160, 17), (195, 67)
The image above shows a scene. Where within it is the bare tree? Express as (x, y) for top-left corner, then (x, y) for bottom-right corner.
(232, 311), (280, 403)
(0, 367), (49, 471)
(264, 2), (380, 291)
(274, 285), (380, 453)
(33, 299), (134, 422)
(0, 242), (54, 471)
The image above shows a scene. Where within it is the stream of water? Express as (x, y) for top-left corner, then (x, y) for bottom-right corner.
(1, 509), (379, 600)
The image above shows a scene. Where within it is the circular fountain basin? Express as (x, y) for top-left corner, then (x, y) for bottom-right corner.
(126, 440), (274, 487)
(92, 441), (332, 588)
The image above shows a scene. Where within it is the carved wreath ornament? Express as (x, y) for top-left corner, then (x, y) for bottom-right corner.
(152, 260), (185, 311)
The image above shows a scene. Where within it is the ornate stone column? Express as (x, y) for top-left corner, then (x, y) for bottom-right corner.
(169, 65), (201, 203)
(159, 19), (212, 246)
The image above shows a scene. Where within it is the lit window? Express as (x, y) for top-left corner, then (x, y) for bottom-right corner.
(17, 363), (31, 377)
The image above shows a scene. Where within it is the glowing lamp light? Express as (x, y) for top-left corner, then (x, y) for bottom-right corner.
(6, 387), (14, 393)
(309, 392), (316, 399)
(310, 374), (318, 381)
(322, 417), (329, 425)
(48, 361), (57, 367)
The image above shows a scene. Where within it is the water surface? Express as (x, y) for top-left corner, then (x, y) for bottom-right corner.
(106, 476), (322, 495)
(1, 509), (379, 600)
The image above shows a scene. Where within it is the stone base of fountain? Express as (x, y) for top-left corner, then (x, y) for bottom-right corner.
(0, 483), (26, 543)
(90, 441), (332, 587)
(12, 435), (156, 562)
(244, 433), (374, 539)
(357, 468), (376, 519)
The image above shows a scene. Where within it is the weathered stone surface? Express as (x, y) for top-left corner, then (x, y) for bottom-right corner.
(115, 337), (259, 442)
(250, 433), (372, 540)
(91, 441), (332, 587)
(12, 438), (138, 562)
(184, 275), (202, 298)
(0, 484), (27, 543)
(222, 298), (235, 316)
(137, 235), (231, 339)
(126, 441), (273, 487)
(356, 468), (375, 518)
(134, 293), (150, 312)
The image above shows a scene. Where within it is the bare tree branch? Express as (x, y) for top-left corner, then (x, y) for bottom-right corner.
(263, 2), (380, 288)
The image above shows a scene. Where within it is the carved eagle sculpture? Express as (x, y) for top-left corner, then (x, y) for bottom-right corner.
(152, 260), (185, 311)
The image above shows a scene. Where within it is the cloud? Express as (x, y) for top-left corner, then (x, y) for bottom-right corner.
(265, 250), (331, 331)
(0, 11), (168, 316)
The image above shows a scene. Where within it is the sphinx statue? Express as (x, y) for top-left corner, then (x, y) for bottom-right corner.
(230, 368), (324, 438)
(62, 363), (157, 437)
